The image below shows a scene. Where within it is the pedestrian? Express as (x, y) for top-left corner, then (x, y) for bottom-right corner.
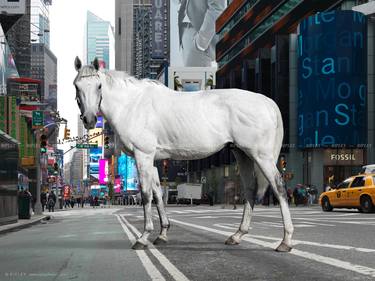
(70, 196), (75, 208)
(81, 195), (84, 208)
(41, 191), (47, 212)
(48, 191), (56, 212)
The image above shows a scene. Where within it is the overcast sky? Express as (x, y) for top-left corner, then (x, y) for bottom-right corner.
(49, 0), (114, 160)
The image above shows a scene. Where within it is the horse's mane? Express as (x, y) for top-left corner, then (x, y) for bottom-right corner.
(76, 65), (165, 89)
(104, 70), (164, 89)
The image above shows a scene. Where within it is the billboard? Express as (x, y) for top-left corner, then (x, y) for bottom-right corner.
(0, 0), (26, 15)
(99, 159), (109, 185)
(169, 0), (226, 67)
(152, 0), (165, 59)
(297, 11), (367, 148)
(117, 153), (138, 191)
(114, 176), (122, 193)
(89, 147), (102, 178)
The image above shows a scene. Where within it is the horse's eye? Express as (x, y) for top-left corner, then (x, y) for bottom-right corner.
(98, 84), (102, 90)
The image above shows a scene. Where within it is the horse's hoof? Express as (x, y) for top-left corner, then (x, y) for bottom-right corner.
(132, 241), (148, 250)
(153, 236), (168, 245)
(225, 236), (240, 245)
(275, 242), (292, 252)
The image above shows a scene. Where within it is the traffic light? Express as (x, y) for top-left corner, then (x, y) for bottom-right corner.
(104, 136), (109, 149)
(64, 127), (70, 139)
(162, 160), (168, 176)
(40, 134), (47, 153)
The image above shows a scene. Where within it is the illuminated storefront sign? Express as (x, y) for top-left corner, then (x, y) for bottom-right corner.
(297, 11), (367, 148)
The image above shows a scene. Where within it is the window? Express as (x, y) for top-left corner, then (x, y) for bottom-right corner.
(351, 176), (365, 188)
(336, 179), (351, 189)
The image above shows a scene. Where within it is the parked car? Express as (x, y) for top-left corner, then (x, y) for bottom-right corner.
(319, 173), (375, 213)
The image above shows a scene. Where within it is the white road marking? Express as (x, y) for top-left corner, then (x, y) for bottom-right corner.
(58, 234), (77, 238)
(115, 215), (165, 281)
(120, 215), (190, 281)
(169, 218), (375, 278)
(194, 216), (219, 219)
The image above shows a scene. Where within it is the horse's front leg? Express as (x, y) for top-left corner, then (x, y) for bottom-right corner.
(132, 150), (155, 250)
(152, 167), (170, 245)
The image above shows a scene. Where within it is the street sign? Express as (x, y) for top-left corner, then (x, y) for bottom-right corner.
(76, 143), (98, 149)
(32, 110), (44, 127)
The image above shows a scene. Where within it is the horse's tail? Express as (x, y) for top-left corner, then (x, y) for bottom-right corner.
(255, 100), (284, 198)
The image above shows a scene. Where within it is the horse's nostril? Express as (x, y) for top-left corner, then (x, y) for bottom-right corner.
(94, 116), (97, 124)
(83, 116), (88, 124)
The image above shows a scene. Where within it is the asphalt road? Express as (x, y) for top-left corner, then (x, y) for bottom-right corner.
(1, 204), (375, 281)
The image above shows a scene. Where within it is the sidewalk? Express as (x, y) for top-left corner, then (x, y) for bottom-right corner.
(0, 214), (49, 235)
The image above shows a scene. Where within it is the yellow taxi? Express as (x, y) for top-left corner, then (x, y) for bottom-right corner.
(319, 174), (375, 213)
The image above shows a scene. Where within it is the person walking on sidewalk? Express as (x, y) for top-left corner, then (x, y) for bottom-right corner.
(41, 191), (47, 212)
(48, 191), (56, 212)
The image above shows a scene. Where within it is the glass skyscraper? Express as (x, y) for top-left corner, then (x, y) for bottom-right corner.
(85, 11), (114, 69)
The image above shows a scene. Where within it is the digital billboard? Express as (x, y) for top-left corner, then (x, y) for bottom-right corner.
(114, 176), (122, 193)
(169, 0), (226, 67)
(89, 147), (102, 178)
(117, 153), (138, 191)
(99, 159), (109, 185)
(297, 11), (367, 148)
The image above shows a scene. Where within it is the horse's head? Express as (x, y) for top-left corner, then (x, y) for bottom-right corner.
(73, 56), (102, 130)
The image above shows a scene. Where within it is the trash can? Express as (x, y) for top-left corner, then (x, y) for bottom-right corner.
(18, 194), (31, 219)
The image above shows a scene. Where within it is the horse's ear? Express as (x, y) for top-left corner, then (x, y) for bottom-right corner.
(93, 57), (100, 71)
(74, 56), (82, 71)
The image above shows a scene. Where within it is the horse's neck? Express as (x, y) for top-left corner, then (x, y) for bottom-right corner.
(100, 83), (139, 128)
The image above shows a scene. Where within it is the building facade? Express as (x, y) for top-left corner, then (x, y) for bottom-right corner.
(207, 0), (375, 198)
(115, 0), (168, 78)
(85, 11), (114, 69)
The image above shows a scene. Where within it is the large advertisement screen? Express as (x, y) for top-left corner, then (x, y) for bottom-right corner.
(170, 0), (226, 67)
(118, 153), (138, 191)
(297, 11), (367, 148)
(89, 147), (102, 179)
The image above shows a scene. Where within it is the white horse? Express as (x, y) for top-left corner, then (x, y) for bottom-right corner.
(73, 57), (294, 252)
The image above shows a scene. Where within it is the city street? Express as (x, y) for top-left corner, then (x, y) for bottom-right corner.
(1, 205), (375, 281)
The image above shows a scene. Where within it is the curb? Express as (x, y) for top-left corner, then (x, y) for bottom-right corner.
(0, 215), (50, 235)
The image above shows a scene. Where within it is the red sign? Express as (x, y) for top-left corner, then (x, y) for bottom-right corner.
(63, 185), (71, 199)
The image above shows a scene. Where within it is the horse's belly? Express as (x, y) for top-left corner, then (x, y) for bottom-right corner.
(155, 138), (229, 160)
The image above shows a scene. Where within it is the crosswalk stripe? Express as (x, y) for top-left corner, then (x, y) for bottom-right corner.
(121, 215), (190, 281)
(115, 214), (165, 281)
(169, 218), (375, 278)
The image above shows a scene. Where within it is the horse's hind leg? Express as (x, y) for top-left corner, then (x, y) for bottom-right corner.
(252, 154), (294, 252)
(225, 149), (257, 245)
(152, 167), (170, 245)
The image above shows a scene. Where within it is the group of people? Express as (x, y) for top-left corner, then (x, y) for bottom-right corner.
(40, 191), (56, 212)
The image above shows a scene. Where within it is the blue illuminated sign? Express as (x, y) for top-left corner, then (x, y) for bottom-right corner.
(117, 153), (138, 191)
(297, 11), (367, 148)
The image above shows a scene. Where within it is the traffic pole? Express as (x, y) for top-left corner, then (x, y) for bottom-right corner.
(34, 129), (43, 215)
